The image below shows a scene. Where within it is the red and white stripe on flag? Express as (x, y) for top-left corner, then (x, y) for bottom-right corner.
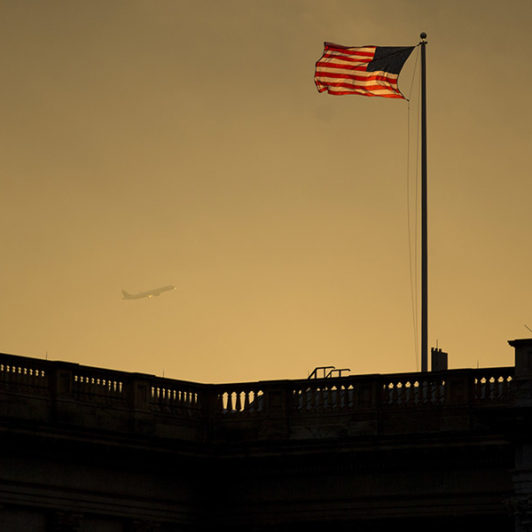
(315, 42), (412, 99)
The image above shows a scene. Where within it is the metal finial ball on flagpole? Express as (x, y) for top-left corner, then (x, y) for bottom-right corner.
(420, 32), (427, 40)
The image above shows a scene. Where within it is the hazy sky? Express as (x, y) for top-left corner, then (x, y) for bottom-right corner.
(1, 0), (531, 383)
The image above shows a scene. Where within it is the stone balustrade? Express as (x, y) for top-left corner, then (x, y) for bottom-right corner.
(0, 352), (515, 441)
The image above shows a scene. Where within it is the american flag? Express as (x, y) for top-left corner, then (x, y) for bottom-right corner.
(315, 43), (414, 99)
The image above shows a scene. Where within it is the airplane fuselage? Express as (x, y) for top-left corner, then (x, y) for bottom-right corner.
(122, 285), (175, 300)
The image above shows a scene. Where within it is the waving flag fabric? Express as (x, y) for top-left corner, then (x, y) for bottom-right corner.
(315, 43), (414, 99)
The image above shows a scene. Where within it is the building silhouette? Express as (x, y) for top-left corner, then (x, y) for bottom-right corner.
(1, 339), (532, 531)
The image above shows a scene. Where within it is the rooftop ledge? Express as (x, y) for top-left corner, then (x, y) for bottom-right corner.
(0, 349), (521, 410)
(1, 346), (529, 443)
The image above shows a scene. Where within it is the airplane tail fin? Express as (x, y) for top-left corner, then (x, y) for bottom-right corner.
(121, 290), (131, 299)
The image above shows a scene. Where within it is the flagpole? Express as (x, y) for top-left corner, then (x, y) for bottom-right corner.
(420, 32), (428, 372)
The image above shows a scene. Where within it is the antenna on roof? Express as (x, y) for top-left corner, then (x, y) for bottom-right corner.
(525, 324), (532, 334)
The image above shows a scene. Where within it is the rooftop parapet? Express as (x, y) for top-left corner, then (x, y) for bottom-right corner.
(0, 351), (517, 444)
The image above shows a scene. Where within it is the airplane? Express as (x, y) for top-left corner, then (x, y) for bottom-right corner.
(121, 285), (175, 300)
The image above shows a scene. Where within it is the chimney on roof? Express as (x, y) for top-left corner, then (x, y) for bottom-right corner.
(431, 347), (448, 372)
(509, 338), (532, 378)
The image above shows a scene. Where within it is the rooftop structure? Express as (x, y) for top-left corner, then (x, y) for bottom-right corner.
(1, 339), (532, 531)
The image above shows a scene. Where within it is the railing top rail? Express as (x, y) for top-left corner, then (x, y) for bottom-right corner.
(0, 353), (207, 390)
(0, 352), (515, 391)
(211, 367), (515, 391)
(0, 352), (51, 370)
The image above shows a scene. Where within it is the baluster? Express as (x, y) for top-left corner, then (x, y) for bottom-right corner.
(436, 380), (442, 404)
(421, 380), (428, 403)
(479, 377), (486, 400)
(486, 377), (491, 400)
(315, 387), (322, 409)
(346, 385), (353, 408)
(292, 389), (299, 410)
(307, 387), (313, 411)
(247, 391), (254, 412)
(322, 386), (331, 408)
(497, 377), (503, 399)
(397, 382), (404, 405)
(388, 383), (395, 405)
(225, 391), (232, 412)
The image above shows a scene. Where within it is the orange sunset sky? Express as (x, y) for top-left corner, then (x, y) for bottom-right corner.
(1, 0), (531, 383)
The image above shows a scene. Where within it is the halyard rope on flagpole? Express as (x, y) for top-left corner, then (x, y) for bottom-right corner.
(406, 45), (421, 371)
